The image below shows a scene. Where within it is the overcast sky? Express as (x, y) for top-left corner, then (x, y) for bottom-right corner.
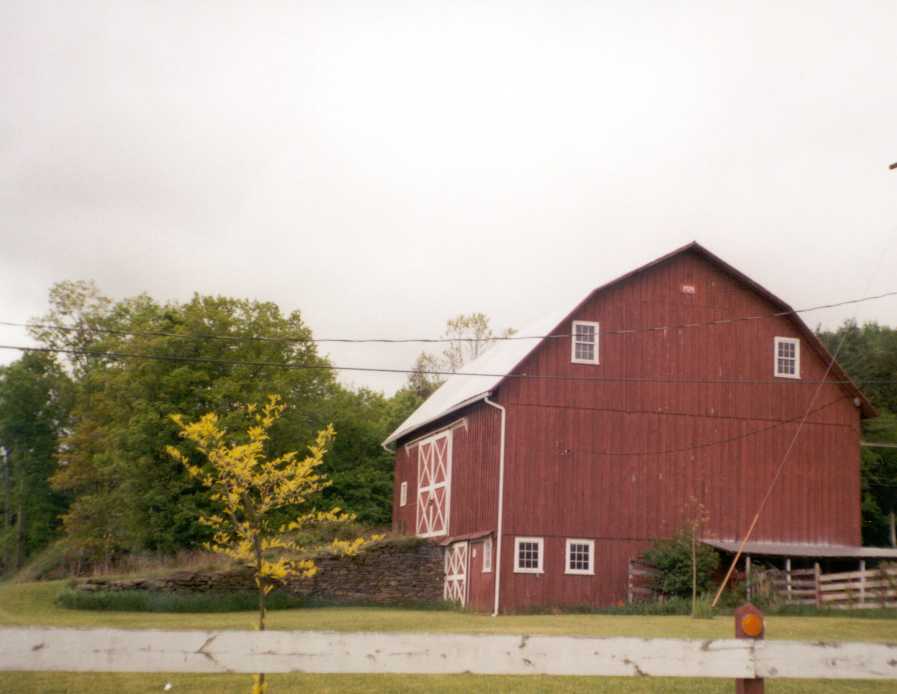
(2, 1), (896, 394)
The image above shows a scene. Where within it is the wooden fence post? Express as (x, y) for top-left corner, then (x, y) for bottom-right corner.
(859, 560), (866, 606)
(814, 562), (822, 609)
(785, 558), (792, 603)
(735, 603), (764, 694)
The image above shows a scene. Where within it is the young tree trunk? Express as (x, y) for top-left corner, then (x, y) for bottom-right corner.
(1, 450), (11, 531)
(254, 536), (267, 694)
(691, 530), (697, 616)
(14, 500), (25, 570)
(889, 510), (896, 549)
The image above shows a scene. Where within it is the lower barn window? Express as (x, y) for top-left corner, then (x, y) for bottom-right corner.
(514, 537), (544, 574)
(483, 537), (493, 572)
(565, 539), (594, 575)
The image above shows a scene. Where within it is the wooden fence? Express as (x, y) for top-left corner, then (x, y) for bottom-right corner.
(757, 563), (897, 609)
(2, 627), (897, 680)
(627, 559), (660, 603)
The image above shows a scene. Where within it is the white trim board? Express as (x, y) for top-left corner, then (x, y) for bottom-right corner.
(4, 628), (897, 680)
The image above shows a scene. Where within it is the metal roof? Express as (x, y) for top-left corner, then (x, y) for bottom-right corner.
(383, 241), (876, 447)
(703, 539), (897, 559)
(383, 308), (567, 446)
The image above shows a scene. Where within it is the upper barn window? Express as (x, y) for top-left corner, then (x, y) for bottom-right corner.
(774, 337), (800, 379)
(571, 321), (600, 365)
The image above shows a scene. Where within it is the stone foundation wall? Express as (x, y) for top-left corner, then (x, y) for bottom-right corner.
(76, 539), (445, 606)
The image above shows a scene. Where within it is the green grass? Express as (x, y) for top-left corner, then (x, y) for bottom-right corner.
(2, 673), (896, 694)
(2, 581), (897, 693)
(4, 580), (897, 641)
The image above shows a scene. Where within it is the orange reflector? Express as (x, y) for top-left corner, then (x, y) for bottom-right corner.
(741, 613), (763, 637)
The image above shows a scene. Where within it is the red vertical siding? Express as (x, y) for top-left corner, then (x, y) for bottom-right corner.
(466, 538), (495, 612)
(392, 404), (502, 539)
(392, 248), (864, 612)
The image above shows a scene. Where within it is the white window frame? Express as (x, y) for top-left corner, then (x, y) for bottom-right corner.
(565, 538), (595, 576)
(513, 536), (544, 574)
(571, 320), (600, 365)
(482, 537), (493, 573)
(399, 481), (407, 507)
(773, 337), (801, 379)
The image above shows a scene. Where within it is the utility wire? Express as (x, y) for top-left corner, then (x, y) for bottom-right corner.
(710, 242), (894, 607)
(2, 288), (896, 346)
(578, 395), (848, 457)
(1, 343), (894, 386)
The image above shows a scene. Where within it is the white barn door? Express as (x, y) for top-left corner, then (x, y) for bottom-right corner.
(415, 431), (452, 538)
(444, 541), (468, 605)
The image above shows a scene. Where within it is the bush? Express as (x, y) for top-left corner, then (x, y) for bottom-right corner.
(691, 594), (716, 619)
(641, 530), (720, 599)
(56, 589), (305, 613)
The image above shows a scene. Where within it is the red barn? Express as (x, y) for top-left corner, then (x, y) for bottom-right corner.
(384, 242), (882, 613)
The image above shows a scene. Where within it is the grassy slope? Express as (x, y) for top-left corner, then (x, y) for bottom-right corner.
(2, 581), (896, 693)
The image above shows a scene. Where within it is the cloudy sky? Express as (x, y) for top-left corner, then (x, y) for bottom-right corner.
(2, 1), (896, 394)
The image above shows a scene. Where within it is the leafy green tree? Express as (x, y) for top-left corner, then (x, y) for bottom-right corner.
(407, 313), (515, 396)
(0, 353), (72, 572)
(642, 528), (720, 599)
(817, 320), (897, 545)
(38, 284), (335, 560)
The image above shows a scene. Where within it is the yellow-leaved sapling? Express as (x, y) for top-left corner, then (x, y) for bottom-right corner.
(166, 395), (383, 694)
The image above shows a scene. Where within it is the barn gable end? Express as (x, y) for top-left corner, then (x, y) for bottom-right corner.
(387, 242), (872, 612)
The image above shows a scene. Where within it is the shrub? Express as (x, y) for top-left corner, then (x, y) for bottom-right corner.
(56, 588), (306, 613)
(641, 530), (720, 599)
(691, 594), (716, 619)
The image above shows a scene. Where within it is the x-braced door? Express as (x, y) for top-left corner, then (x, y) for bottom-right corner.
(416, 431), (452, 538)
(444, 541), (468, 605)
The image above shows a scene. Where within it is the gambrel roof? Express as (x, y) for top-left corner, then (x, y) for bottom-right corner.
(384, 242), (875, 447)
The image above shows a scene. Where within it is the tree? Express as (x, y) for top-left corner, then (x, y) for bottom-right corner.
(407, 352), (444, 399)
(407, 313), (516, 396)
(42, 284), (336, 559)
(817, 320), (897, 545)
(167, 395), (378, 694)
(0, 353), (72, 572)
(642, 526), (720, 601)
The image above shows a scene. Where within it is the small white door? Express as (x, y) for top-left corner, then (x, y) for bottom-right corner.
(444, 541), (468, 605)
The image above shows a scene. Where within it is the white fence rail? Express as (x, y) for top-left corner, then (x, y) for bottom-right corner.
(2, 628), (897, 680)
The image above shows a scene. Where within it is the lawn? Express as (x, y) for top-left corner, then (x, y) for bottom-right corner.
(2, 581), (897, 693)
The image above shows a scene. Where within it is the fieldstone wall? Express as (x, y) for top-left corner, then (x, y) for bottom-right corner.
(75, 538), (446, 606)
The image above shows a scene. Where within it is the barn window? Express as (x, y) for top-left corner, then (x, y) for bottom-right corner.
(774, 337), (800, 379)
(513, 537), (544, 574)
(571, 321), (600, 364)
(483, 537), (493, 573)
(565, 539), (595, 575)
(400, 481), (408, 507)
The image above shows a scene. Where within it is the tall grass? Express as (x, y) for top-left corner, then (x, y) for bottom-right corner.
(56, 587), (457, 613)
(56, 588), (305, 613)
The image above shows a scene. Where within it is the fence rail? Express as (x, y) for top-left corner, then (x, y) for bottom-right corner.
(2, 628), (897, 680)
(757, 563), (897, 609)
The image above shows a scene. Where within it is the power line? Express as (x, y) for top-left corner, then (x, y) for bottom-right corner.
(574, 396), (848, 457)
(2, 288), (896, 346)
(0, 342), (861, 459)
(2, 343), (895, 386)
(711, 238), (894, 606)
